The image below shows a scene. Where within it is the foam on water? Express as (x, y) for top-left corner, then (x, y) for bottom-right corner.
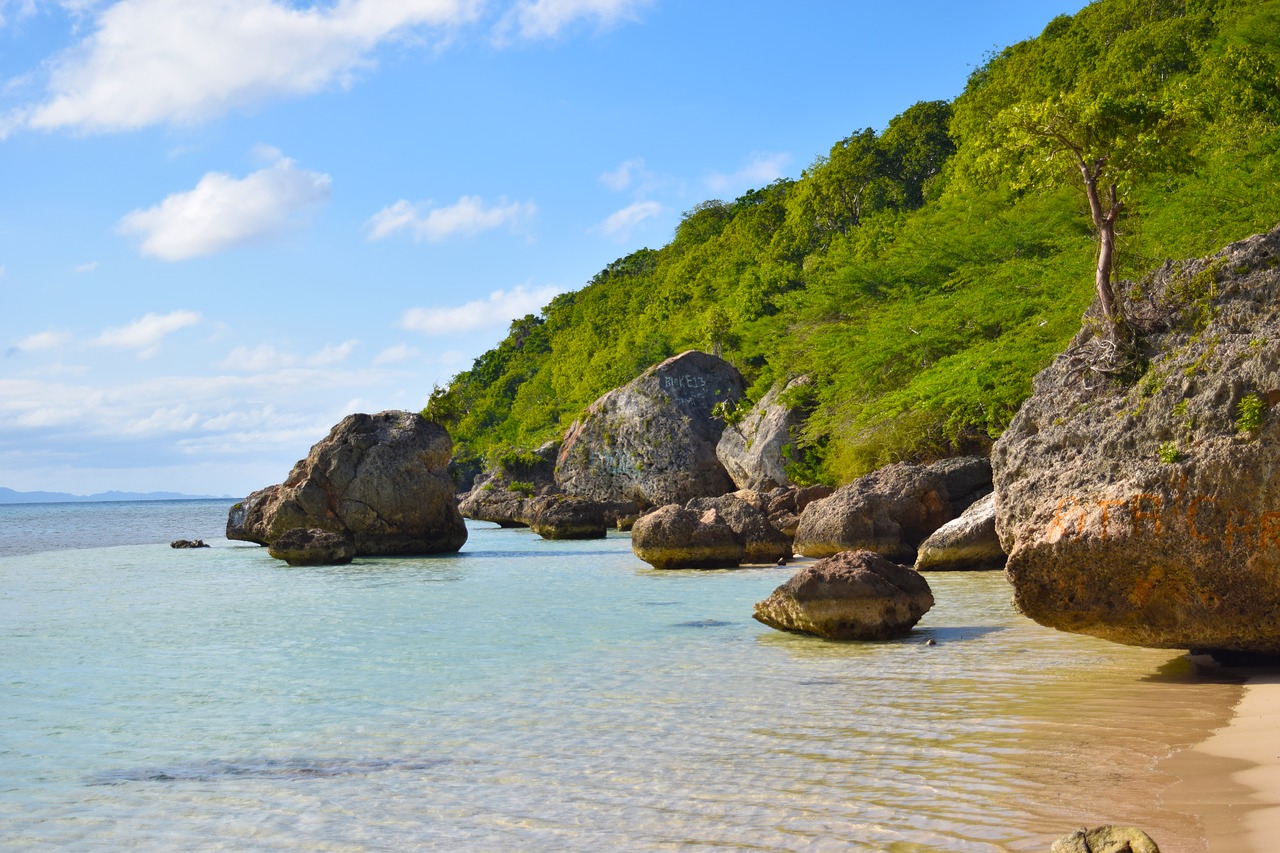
(0, 504), (1245, 851)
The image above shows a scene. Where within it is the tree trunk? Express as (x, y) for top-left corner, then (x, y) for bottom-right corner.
(1080, 162), (1123, 326)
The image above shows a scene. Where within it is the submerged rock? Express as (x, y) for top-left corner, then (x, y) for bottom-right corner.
(226, 411), (466, 556)
(267, 528), (356, 566)
(914, 493), (1005, 571)
(753, 550), (934, 640)
(995, 225), (1280, 655)
(556, 350), (746, 506)
(630, 504), (744, 570)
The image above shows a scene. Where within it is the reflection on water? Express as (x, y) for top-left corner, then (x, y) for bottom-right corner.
(0, 511), (1248, 851)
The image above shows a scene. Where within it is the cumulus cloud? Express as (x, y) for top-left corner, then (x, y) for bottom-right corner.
(9, 329), (71, 355)
(595, 199), (662, 239)
(706, 151), (791, 195)
(218, 339), (358, 372)
(399, 283), (561, 335)
(497, 0), (650, 41)
(15, 0), (481, 134)
(117, 153), (331, 260)
(93, 310), (200, 357)
(365, 196), (535, 243)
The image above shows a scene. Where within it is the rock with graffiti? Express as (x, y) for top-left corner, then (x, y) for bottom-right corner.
(994, 224), (1280, 655)
(555, 350), (746, 506)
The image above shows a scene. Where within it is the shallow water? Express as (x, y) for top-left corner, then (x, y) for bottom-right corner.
(0, 503), (1243, 850)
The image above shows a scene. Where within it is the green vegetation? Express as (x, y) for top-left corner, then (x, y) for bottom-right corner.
(426, 0), (1280, 484)
(1236, 392), (1269, 434)
(1157, 441), (1182, 463)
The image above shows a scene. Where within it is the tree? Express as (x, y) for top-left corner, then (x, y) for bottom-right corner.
(974, 89), (1190, 330)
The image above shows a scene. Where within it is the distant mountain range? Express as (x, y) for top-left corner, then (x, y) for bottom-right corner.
(0, 487), (236, 504)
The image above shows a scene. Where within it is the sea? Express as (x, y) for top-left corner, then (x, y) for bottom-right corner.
(0, 499), (1248, 851)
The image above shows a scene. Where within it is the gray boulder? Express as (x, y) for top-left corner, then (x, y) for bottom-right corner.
(458, 441), (561, 528)
(630, 504), (744, 569)
(556, 350), (746, 506)
(226, 411), (467, 556)
(267, 528), (356, 566)
(794, 458), (990, 561)
(526, 495), (608, 540)
(995, 224), (1280, 655)
(914, 493), (1005, 571)
(753, 550), (934, 640)
(716, 377), (809, 491)
(686, 495), (792, 565)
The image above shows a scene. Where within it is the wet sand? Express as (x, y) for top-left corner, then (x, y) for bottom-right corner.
(1165, 673), (1280, 852)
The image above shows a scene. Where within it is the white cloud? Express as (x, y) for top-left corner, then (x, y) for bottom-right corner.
(74, 260), (98, 273)
(15, 0), (481, 134)
(93, 310), (200, 358)
(596, 199), (662, 239)
(365, 195), (535, 243)
(497, 0), (650, 41)
(706, 151), (792, 195)
(373, 343), (420, 365)
(599, 157), (646, 191)
(11, 329), (71, 354)
(399, 283), (561, 335)
(218, 339), (359, 372)
(117, 153), (331, 260)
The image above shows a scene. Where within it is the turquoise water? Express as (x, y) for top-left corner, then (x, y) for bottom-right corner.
(0, 502), (1242, 851)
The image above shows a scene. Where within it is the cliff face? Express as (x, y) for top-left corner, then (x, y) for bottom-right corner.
(994, 224), (1280, 654)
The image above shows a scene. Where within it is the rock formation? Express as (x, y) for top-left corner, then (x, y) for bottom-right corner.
(556, 350), (745, 506)
(994, 225), (1280, 654)
(226, 410), (467, 556)
(630, 504), (744, 569)
(267, 528), (356, 566)
(793, 457), (991, 561)
(457, 441), (561, 528)
(914, 493), (1005, 571)
(1051, 826), (1160, 853)
(526, 495), (608, 540)
(716, 376), (809, 491)
(753, 550), (934, 640)
(686, 494), (792, 564)
(170, 539), (210, 549)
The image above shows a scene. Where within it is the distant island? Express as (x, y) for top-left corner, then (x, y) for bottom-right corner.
(0, 487), (235, 504)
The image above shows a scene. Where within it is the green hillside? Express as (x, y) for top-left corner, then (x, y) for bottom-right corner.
(427, 0), (1280, 485)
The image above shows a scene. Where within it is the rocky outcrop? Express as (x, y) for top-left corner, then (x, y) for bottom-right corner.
(716, 377), (809, 491)
(226, 411), (467, 556)
(994, 226), (1280, 655)
(457, 441), (561, 528)
(1051, 826), (1160, 853)
(630, 504), (744, 569)
(556, 350), (746, 506)
(752, 550), (934, 640)
(793, 458), (991, 561)
(526, 495), (608, 540)
(170, 539), (210, 549)
(267, 528), (356, 566)
(762, 484), (834, 537)
(686, 495), (792, 564)
(914, 493), (1005, 571)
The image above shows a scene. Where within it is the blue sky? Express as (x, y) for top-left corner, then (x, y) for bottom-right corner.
(0, 0), (1088, 498)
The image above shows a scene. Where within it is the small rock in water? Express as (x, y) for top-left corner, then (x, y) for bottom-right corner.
(170, 539), (209, 549)
(1050, 825), (1160, 853)
(925, 638), (937, 646)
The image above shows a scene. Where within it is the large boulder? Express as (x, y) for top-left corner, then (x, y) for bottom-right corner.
(686, 495), (792, 564)
(526, 495), (608, 540)
(716, 377), (809, 491)
(458, 441), (561, 528)
(630, 504), (744, 569)
(793, 458), (991, 561)
(267, 528), (356, 566)
(752, 550), (934, 640)
(556, 350), (746, 506)
(226, 411), (467, 556)
(914, 493), (1005, 571)
(994, 225), (1280, 655)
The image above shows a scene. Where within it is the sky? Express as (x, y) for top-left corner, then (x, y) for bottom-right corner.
(0, 0), (1090, 498)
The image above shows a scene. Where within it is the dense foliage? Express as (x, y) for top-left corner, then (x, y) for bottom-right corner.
(428, 0), (1280, 484)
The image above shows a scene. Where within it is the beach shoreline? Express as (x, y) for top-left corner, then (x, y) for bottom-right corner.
(1166, 672), (1280, 852)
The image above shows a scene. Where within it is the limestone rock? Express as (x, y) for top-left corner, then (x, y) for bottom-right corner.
(686, 495), (792, 564)
(267, 528), (356, 566)
(994, 225), (1280, 655)
(915, 493), (1005, 571)
(752, 550), (934, 640)
(226, 411), (467, 556)
(716, 377), (809, 491)
(630, 504), (744, 570)
(1051, 825), (1160, 853)
(526, 495), (608, 540)
(794, 458), (989, 561)
(556, 350), (746, 506)
(458, 441), (561, 528)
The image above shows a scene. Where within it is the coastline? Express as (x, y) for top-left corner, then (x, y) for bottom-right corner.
(1165, 672), (1280, 852)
